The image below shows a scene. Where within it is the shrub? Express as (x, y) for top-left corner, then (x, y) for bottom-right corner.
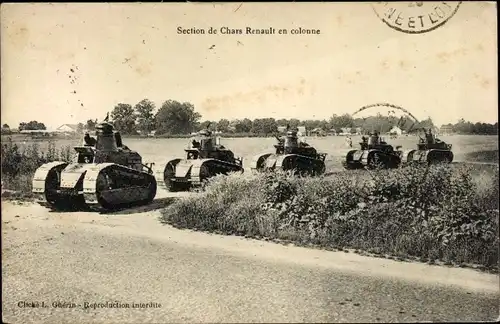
(161, 164), (499, 270)
(1, 138), (73, 195)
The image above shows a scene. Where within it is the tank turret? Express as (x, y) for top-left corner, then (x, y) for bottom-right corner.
(284, 130), (299, 153)
(368, 132), (380, 147)
(95, 122), (118, 152)
(196, 129), (214, 151)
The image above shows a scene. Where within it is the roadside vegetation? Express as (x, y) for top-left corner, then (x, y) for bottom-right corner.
(1, 138), (73, 198)
(161, 164), (499, 272)
(2, 136), (498, 271)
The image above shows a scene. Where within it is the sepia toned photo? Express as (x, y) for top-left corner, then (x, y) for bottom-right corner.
(1, 2), (498, 323)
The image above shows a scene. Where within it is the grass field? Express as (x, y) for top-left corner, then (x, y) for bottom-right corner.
(2, 134), (498, 172)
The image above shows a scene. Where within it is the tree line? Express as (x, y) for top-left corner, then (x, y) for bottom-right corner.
(95, 99), (440, 136)
(2, 99), (497, 136)
(440, 119), (498, 135)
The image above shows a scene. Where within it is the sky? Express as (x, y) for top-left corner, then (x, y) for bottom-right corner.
(1, 2), (497, 130)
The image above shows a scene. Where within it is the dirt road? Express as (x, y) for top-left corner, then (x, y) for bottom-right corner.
(2, 199), (499, 323)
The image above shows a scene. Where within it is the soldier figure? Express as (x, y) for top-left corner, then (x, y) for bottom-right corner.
(345, 135), (352, 148)
(83, 133), (97, 147)
(191, 139), (200, 149)
(369, 131), (379, 147)
(425, 128), (435, 144)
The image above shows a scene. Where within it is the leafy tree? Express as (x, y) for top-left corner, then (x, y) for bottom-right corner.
(233, 118), (253, 133)
(329, 114), (354, 130)
(276, 118), (288, 127)
(416, 117), (435, 131)
(135, 99), (156, 135)
(1, 124), (11, 135)
(111, 103), (137, 135)
(76, 123), (84, 133)
(19, 121), (46, 131)
(155, 100), (202, 135)
(198, 120), (216, 131)
(216, 119), (230, 133)
(288, 118), (301, 128)
(251, 118), (278, 136)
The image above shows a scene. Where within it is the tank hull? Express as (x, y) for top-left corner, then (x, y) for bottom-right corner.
(401, 149), (454, 165)
(343, 149), (401, 170)
(32, 161), (157, 211)
(250, 153), (326, 176)
(156, 158), (244, 192)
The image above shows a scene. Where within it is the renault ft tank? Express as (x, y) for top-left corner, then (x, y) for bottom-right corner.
(156, 129), (244, 192)
(250, 129), (327, 176)
(343, 132), (402, 170)
(32, 121), (157, 211)
(400, 129), (453, 165)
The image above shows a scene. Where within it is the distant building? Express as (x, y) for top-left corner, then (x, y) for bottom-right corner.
(439, 125), (453, 135)
(340, 127), (352, 135)
(56, 124), (80, 133)
(309, 128), (326, 136)
(328, 128), (338, 136)
(388, 126), (403, 135)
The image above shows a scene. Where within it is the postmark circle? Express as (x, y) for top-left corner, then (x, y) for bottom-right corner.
(371, 2), (461, 34)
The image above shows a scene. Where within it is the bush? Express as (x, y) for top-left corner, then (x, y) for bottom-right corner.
(1, 137), (73, 196)
(161, 164), (499, 270)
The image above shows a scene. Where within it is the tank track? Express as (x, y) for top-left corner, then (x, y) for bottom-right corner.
(32, 162), (157, 212)
(250, 153), (326, 176)
(343, 149), (401, 170)
(401, 149), (454, 165)
(342, 150), (365, 170)
(156, 158), (244, 192)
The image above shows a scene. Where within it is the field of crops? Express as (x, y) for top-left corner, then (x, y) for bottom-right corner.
(3, 134), (498, 172)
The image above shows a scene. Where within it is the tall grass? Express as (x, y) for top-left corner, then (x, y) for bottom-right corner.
(1, 137), (73, 197)
(161, 165), (499, 270)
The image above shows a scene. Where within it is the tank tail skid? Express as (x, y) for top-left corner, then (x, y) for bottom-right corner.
(32, 161), (157, 212)
(157, 158), (244, 192)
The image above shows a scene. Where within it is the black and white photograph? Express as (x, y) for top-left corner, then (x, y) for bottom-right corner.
(1, 2), (498, 323)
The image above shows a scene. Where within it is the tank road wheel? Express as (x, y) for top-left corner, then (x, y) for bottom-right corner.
(428, 151), (445, 165)
(95, 172), (114, 210)
(446, 151), (454, 163)
(199, 164), (212, 190)
(343, 152), (352, 170)
(164, 161), (181, 192)
(43, 168), (85, 211)
(44, 168), (63, 208)
(315, 162), (326, 176)
(145, 176), (157, 204)
(367, 152), (384, 170)
(281, 157), (298, 176)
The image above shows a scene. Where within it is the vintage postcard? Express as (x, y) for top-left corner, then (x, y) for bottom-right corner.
(1, 2), (498, 323)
